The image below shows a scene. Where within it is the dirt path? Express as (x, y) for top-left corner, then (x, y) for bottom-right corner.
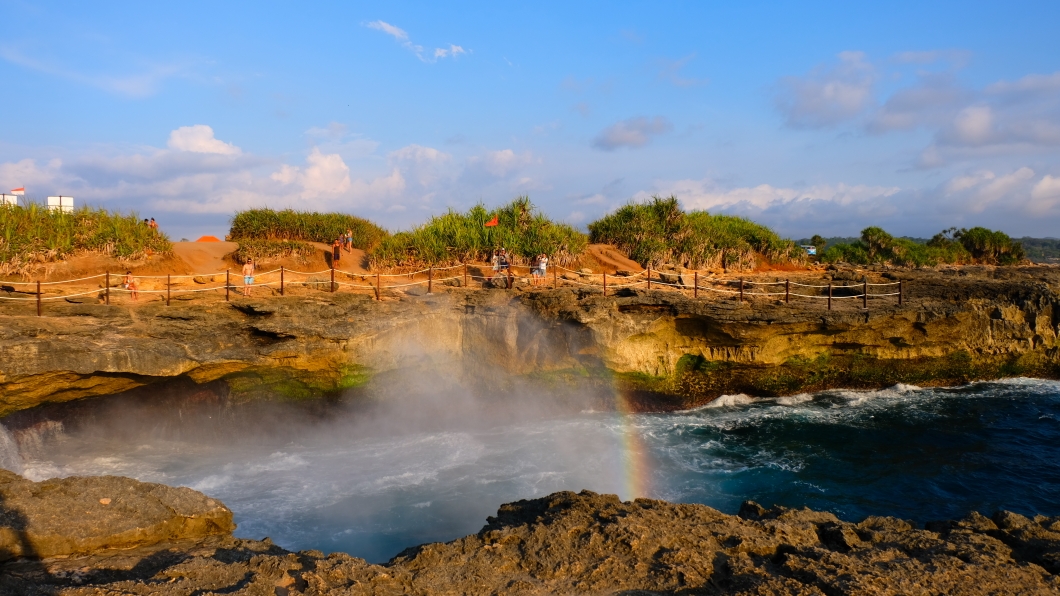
(171, 242), (239, 274)
(309, 242), (370, 273)
(585, 244), (642, 273)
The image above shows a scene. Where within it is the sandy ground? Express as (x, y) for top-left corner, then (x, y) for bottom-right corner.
(170, 242), (239, 274)
(584, 244), (643, 273)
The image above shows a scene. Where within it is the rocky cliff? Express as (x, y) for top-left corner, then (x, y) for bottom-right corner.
(3, 266), (1060, 416)
(1, 474), (1058, 595)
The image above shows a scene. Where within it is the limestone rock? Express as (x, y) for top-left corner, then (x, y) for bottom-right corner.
(5, 488), (1060, 595)
(0, 470), (233, 561)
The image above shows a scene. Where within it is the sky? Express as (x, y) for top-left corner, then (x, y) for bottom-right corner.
(2, 1), (1059, 241)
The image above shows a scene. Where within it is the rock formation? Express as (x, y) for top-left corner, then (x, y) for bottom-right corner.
(3, 266), (1060, 415)
(1, 475), (1058, 595)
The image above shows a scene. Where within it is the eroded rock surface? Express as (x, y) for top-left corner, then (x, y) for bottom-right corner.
(0, 470), (233, 561)
(2, 487), (1059, 595)
(4, 266), (1060, 414)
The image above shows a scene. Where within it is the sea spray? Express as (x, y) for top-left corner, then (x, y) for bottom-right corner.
(0, 422), (24, 474)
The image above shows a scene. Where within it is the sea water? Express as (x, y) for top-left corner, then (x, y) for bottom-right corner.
(5, 378), (1060, 563)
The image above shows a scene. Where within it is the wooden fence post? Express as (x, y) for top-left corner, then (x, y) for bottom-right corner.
(167, 274), (171, 306)
(280, 266), (284, 296)
(785, 279), (790, 304)
(226, 270), (230, 301)
(331, 266), (335, 293)
(863, 280), (867, 309)
(464, 264), (468, 288)
(828, 284), (833, 310)
(507, 266), (513, 289)
(647, 264), (652, 290)
(36, 280), (41, 317)
(694, 271), (698, 298)
(898, 280), (903, 305)
(428, 266), (433, 293)
(375, 273), (381, 300)
(553, 266), (557, 289)
(603, 273), (607, 296)
(739, 278), (744, 303)
(105, 272), (110, 305)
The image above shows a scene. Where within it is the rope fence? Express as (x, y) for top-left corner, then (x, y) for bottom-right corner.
(0, 262), (904, 316)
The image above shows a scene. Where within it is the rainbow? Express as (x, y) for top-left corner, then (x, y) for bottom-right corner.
(613, 390), (652, 500)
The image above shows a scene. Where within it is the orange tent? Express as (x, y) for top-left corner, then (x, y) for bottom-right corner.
(196, 235), (221, 242)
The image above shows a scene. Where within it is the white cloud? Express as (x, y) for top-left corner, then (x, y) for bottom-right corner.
(466, 149), (534, 177)
(389, 144), (451, 164)
(364, 20), (468, 63)
(0, 46), (189, 98)
(592, 116), (673, 150)
(626, 168), (1060, 237)
(366, 20), (409, 41)
(167, 125), (241, 155)
(867, 73), (970, 133)
(775, 51), (876, 128)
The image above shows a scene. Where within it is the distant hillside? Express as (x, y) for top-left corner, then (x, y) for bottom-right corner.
(797, 234), (1060, 264)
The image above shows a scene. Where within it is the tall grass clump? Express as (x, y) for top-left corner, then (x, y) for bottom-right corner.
(369, 197), (587, 269)
(229, 208), (387, 249)
(0, 204), (172, 276)
(587, 195), (803, 270)
(820, 226), (1025, 266)
(232, 239), (314, 265)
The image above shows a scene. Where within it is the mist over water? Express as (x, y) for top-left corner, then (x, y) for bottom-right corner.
(4, 377), (1060, 563)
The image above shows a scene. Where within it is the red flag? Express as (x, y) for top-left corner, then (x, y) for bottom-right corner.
(484, 215), (499, 227)
(10, 187), (24, 195)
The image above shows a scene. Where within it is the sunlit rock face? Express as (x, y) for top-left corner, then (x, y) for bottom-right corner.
(3, 266), (1060, 415)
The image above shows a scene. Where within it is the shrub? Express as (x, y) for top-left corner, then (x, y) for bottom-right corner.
(232, 239), (314, 265)
(587, 195), (803, 270)
(368, 197), (587, 269)
(0, 204), (172, 276)
(229, 209), (387, 249)
(821, 225), (1023, 267)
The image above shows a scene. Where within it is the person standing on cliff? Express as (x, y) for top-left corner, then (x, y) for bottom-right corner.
(345, 229), (353, 253)
(332, 238), (342, 264)
(242, 259), (255, 297)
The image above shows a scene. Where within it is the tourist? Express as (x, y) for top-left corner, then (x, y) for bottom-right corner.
(536, 254), (548, 286)
(497, 249), (511, 288)
(530, 254), (540, 286)
(242, 259), (255, 297)
(333, 238), (342, 264)
(345, 229), (353, 253)
(123, 271), (138, 301)
(491, 250), (499, 273)
(148, 217), (158, 230)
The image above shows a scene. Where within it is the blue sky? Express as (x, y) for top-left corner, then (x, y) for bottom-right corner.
(2, 1), (1059, 241)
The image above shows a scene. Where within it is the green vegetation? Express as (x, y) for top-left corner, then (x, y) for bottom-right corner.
(0, 204), (171, 276)
(818, 226), (1025, 267)
(587, 195), (803, 270)
(229, 208), (387, 249)
(232, 238), (314, 265)
(368, 197), (587, 269)
(1016, 237), (1060, 262)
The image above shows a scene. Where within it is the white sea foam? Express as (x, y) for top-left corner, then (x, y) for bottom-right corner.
(703, 394), (756, 408)
(0, 423), (24, 474)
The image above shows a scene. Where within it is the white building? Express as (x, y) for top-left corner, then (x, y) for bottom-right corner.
(46, 196), (74, 213)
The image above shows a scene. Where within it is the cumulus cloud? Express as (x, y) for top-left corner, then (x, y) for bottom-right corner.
(466, 149), (535, 178)
(592, 116), (673, 150)
(167, 125), (242, 155)
(0, 125), (547, 230)
(365, 20), (467, 63)
(628, 167), (1059, 237)
(775, 51), (876, 128)
(867, 73), (970, 133)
